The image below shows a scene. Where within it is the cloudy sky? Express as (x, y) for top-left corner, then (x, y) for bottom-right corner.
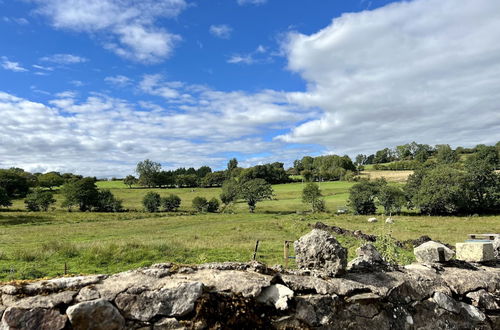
(1, 0), (499, 177)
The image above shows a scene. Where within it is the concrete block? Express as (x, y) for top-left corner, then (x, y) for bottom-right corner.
(456, 242), (495, 262)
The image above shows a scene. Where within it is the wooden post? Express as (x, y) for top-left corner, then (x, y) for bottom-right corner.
(252, 240), (260, 261)
(64, 262), (68, 275)
(284, 241), (290, 269)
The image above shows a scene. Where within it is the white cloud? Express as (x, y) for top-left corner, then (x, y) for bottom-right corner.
(237, 0), (267, 6)
(209, 24), (232, 39)
(34, 0), (186, 63)
(40, 54), (88, 64)
(32, 64), (54, 71)
(1, 57), (28, 72)
(105, 75), (132, 87)
(2, 17), (29, 25)
(227, 54), (254, 65)
(278, 0), (500, 154)
(227, 45), (270, 65)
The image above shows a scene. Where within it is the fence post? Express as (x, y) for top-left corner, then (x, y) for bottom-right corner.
(252, 240), (260, 261)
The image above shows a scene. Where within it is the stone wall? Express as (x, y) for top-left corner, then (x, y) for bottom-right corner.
(1, 260), (500, 329)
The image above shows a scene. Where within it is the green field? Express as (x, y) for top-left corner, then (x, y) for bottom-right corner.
(0, 180), (499, 281)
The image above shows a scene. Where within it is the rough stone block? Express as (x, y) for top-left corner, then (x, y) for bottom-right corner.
(456, 242), (495, 262)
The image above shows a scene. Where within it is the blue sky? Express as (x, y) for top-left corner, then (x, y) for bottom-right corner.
(1, 0), (499, 177)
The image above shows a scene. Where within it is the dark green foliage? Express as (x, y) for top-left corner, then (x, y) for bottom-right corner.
(0, 187), (12, 208)
(61, 178), (99, 211)
(227, 158), (238, 173)
(201, 171), (226, 187)
(38, 172), (64, 190)
(348, 179), (384, 215)
(238, 178), (273, 213)
(463, 158), (500, 213)
(95, 189), (123, 212)
(207, 197), (220, 213)
(373, 160), (419, 171)
(220, 179), (239, 204)
(192, 196), (208, 212)
(161, 194), (181, 212)
(197, 166), (212, 179)
(176, 174), (198, 187)
(377, 185), (406, 214)
(373, 148), (395, 164)
(123, 175), (138, 188)
(136, 159), (162, 187)
(436, 144), (459, 164)
(142, 192), (161, 212)
(0, 169), (30, 197)
(239, 162), (290, 184)
(302, 183), (325, 212)
(24, 188), (55, 211)
(294, 154), (356, 182)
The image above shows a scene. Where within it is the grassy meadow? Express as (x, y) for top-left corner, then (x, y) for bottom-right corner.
(0, 174), (499, 281)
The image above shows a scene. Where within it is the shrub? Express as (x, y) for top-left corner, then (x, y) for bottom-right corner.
(192, 196), (208, 212)
(143, 192), (161, 212)
(348, 179), (384, 215)
(377, 185), (406, 214)
(24, 188), (56, 211)
(220, 179), (239, 204)
(207, 197), (220, 213)
(302, 183), (325, 212)
(95, 189), (123, 212)
(0, 187), (11, 208)
(60, 178), (99, 211)
(161, 194), (181, 212)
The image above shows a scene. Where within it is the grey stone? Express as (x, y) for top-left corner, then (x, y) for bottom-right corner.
(115, 282), (203, 322)
(21, 275), (106, 295)
(367, 217), (378, 223)
(2, 290), (76, 309)
(1, 307), (67, 330)
(294, 229), (347, 277)
(460, 303), (486, 322)
(153, 317), (184, 330)
(433, 292), (460, 314)
(492, 237), (499, 259)
(66, 299), (125, 330)
(414, 241), (455, 263)
(466, 289), (499, 310)
(456, 242), (495, 262)
(347, 244), (387, 272)
(256, 284), (293, 310)
(75, 286), (101, 302)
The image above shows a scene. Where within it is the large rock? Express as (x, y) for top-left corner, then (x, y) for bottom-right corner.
(115, 282), (203, 321)
(256, 284), (294, 310)
(492, 237), (500, 259)
(1, 307), (67, 330)
(66, 299), (125, 330)
(347, 244), (388, 272)
(456, 242), (495, 262)
(466, 289), (500, 310)
(414, 241), (455, 263)
(294, 229), (347, 277)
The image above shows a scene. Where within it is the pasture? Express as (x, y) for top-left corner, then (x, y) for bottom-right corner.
(0, 177), (498, 281)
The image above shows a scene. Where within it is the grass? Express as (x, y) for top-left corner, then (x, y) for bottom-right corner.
(1, 179), (499, 281)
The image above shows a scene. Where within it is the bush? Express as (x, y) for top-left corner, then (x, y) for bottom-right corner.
(207, 197), (220, 213)
(377, 185), (406, 214)
(60, 178), (99, 211)
(0, 187), (11, 208)
(161, 194), (181, 212)
(192, 196), (208, 212)
(143, 192), (161, 212)
(348, 179), (384, 215)
(24, 188), (56, 211)
(302, 183), (325, 212)
(95, 189), (123, 212)
(220, 179), (239, 204)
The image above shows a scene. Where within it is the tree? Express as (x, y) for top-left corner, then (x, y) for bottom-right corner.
(207, 197), (220, 213)
(123, 175), (138, 188)
(38, 172), (64, 190)
(463, 158), (500, 213)
(227, 158), (238, 173)
(0, 169), (30, 197)
(436, 144), (459, 164)
(61, 178), (99, 211)
(238, 179), (273, 213)
(377, 185), (406, 214)
(302, 183), (325, 212)
(201, 171), (226, 187)
(348, 180), (384, 215)
(220, 179), (239, 204)
(24, 188), (56, 211)
(0, 187), (11, 208)
(161, 194), (181, 212)
(136, 159), (162, 188)
(95, 189), (123, 212)
(197, 166), (212, 179)
(355, 154), (367, 166)
(192, 196), (208, 212)
(143, 192), (161, 212)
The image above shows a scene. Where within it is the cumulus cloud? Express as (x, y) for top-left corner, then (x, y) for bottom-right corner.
(105, 75), (132, 87)
(1, 57), (28, 72)
(209, 24), (233, 39)
(237, 0), (267, 6)
(40, 53), (88, 64)
(33, 0), (186, 63)
(278, 0), (500, 154)
(0, 79), (315, 176)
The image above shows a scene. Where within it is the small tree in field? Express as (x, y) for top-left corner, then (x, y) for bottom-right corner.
(192, 196), (208, 212)
(161, 194), (181, 212)
(377, 185), (406, 214)
(207, 197), (220, 213)
(143, 192), (161, 212)
(60, 178), (99, 211)
(123, 175), (138, 188)
(0, 187), (12, 208)
(238, 179), (273, 213)
(24, 188), (55, 211)
(220, 179), (239, 204)
(348, 179), (383, 215)
(302, 182), (326, 212)
(95, 189), (123, 212)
